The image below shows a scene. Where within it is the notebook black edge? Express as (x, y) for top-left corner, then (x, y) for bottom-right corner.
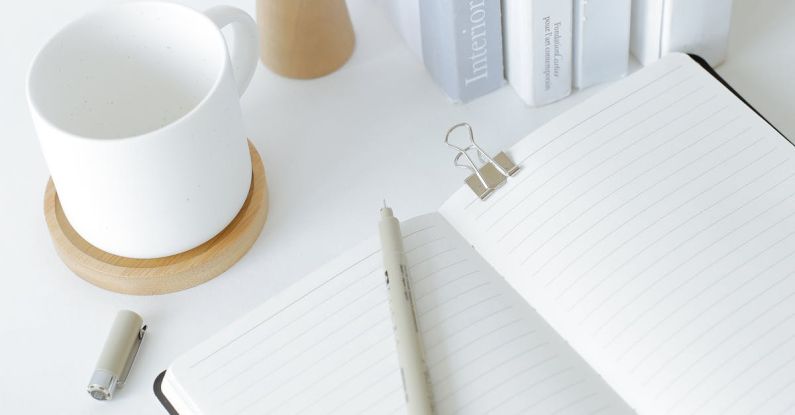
(687, 54), (788, 141)
(151, 54), (785, 415)
(154, 370), (180, 415)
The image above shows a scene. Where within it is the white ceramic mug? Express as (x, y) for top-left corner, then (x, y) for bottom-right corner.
(27, 2), (259, 259)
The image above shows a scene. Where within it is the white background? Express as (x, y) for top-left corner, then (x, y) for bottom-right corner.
(1, 0), (792, 413)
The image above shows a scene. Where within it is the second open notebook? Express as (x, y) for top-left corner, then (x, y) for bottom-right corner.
(157, 53), (795, 415)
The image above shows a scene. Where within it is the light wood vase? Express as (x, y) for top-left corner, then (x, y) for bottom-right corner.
(256, 0), (355, 79)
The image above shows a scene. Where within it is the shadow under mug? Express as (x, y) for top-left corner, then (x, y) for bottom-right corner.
(27, 2), (259, 259)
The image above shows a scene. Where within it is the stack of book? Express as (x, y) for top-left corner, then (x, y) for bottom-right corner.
(386, 0), (732, 107)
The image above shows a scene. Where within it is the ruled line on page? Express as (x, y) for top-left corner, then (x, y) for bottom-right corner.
(415, 258), (469, 282)
(569, 173), (792, 321)
(435, 339), (552, 404)
(414, 270), (480, 302)
(402, 221), (624, 415)
(627, 264), (795, 377)
(745, 375), (795, 414)
(578, 187), (795, 331)
(188, 249), (380, 369)
(204, 277), (383, 389)
(216, 301), (390, 404)
(691, 329), (795, 413)
(502, 90), (713, 252)
(249, 339), (396, 414)
(462, 64), (684, 212)
(579, 144), (776, 332)
(403, 224), (436, 239)
(496, 100), (729, 244)
(482, 75), (697, 227)
(418, 281), (491, 318)
(514, 67), (684, 169)
(406, 237), (445, 254)
(421, 297), (507, 335)
(199, 266), (382, 381)
(616, 247), (795, 363)
(514, 109), (747, 269)
(409, 247), (457, 270)
(608, 206), (795, 352)
(293, 354), (398, 414)
(550, 122), (755, 302)
(544, 154), (791, 296)
(486, 79), (703, 228)
(481, 370), (586, 414)
(668, 322), (795, 413)
(522, 127), (760, 285)
(422, 297), (508, 351)
(426, 319), (524, 370)
(453, 366), (573, 412)
(600, 176), (795, 342)
(511, 379), (589, 414)
(549, 392), (601, 415)
(639, 285), (795, 387)
(343, 382), (404, 415)
(564, 126), (759, 314)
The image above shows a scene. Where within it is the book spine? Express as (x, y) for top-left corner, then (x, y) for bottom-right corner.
(503, 0), (572, 106)
(630, 0), (665, 65)
(631, 0), (733, 67)
(573, 0), (632, 89)
(385, 0), (423, 62)
(420, 0), (504, 103)
(661, 0), (733, 67)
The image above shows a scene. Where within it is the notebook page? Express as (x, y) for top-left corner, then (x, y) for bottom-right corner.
(440, 53), (795, 414)
(164, 213), (632, 414)
(406, 215), (632, 414)
(163, 236), (403, 415)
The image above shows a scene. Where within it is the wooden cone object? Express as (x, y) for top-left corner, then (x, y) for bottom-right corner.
(256, 0), (355, 79)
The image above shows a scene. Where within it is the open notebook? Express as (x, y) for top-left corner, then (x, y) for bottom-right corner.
(155, 54), (795, 414)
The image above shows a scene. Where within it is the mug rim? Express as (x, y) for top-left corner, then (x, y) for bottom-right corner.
(26, 1), (231, 142)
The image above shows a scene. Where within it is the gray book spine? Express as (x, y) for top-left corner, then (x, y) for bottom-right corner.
(420, 0), (505, 103)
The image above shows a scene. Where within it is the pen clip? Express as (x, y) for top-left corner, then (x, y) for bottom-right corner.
(117, 325), (146, 388)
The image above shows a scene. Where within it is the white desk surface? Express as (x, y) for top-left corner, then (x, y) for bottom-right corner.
(1, 0), (793, 413)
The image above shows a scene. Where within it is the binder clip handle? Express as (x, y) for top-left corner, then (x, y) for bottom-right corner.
(444, 123), (520, 201)
(444, 122), (477, 153)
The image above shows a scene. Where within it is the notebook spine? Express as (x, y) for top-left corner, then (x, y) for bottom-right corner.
(503, 0), (573, 106)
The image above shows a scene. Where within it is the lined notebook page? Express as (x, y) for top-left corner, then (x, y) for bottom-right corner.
(441, 53), (795, 414)
(164, 213), (632, 414)
(405, 215), (631, 415)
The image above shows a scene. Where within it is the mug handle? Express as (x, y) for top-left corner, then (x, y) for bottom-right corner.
(204, 6), (259, 96)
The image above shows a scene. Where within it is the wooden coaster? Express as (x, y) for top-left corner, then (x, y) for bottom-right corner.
(43, 140), (268, 295)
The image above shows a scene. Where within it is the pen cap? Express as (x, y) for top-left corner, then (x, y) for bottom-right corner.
(88, 310), (143, 400)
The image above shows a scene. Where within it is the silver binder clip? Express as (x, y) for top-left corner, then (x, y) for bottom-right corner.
(445, 123), (520, 200)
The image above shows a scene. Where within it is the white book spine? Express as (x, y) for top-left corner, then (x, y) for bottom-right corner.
(630, 0), (733, 67)
(502, 0), (572, 106)
(573, 0), (632, 89)
(385, 0), (423, 62)
(661, 0), (733, 67)
(629, 0), (664, 65)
